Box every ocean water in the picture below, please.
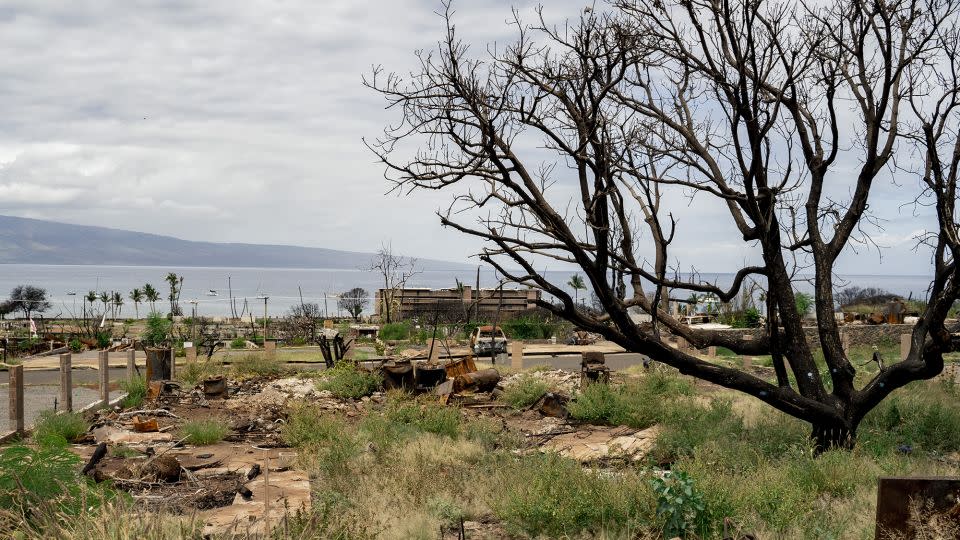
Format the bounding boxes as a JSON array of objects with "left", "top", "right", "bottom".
[{"left": 0, "top": 264, "right": 936, "bottom": 318}]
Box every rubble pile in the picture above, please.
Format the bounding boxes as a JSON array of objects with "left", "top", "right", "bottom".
[{"left": 500, "top": 369, "right": 582, "bottom": 394}]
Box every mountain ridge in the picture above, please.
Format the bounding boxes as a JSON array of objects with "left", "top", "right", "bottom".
[{"left": 0, "top": 215, "right": 469, "bottom": 270}]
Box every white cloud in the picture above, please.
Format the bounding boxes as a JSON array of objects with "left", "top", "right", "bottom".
[{"left": 0, "top": 0, "right": 939, "bottom": 278}]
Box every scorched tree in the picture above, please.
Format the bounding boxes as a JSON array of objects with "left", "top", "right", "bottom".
[{"left": 367, "top": 0, "right": 960, "bottom": 450}]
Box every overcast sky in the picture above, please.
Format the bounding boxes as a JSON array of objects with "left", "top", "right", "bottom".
[{"left": 0, "top": 1, "right": 935, "bottom": 277}]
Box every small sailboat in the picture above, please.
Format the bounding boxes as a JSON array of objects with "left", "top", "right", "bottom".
[{"left": 206, "top": 289, "right": 219, "bottom": 297}]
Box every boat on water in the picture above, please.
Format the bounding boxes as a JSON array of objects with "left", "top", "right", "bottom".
[{"left": 207, "top": 289, "right": 218, "bottom": 296}]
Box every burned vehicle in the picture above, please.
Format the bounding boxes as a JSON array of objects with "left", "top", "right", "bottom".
[{"left": 470, "top": 325, "right": 508, "bottom": 356}]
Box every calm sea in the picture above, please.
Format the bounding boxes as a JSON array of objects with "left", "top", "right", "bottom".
[{"left": 0, "top": 264, "right": 936, "bottom": 318}]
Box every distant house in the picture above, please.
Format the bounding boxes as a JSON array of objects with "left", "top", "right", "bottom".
[{"left": 375, "top": 286, "right": 540, "bottom": 321}]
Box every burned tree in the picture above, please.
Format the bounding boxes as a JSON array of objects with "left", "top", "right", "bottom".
[
  {"left": 368, "top": 243, "right": 420, "bottom": 323},
  {"left": 337, "top": 288, "right": 369, "bottom": 321},
  {"left": 368, "top": 0, "right": 960, "bottom": 449}
]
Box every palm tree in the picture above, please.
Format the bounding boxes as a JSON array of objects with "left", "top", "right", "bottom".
[
  {"left": 165, "top": 273, "right": 183, "bottom": 316},
  {"left": 112, "top": 291, "right": 124, "bottom": 319},
  {"left": 144, "top": 283, "right": 160, "bottom": 313},
  {"left": 129, "top": 288, "right": 143, "bottom": 319},
  {"left": 98, "top": 291, "right": 109, "bottom": 316},
  {"left": 568, "top": 274, "right": 586, "bottom": 305},
  {"left": 84, "top": 290, "right": 97, "bottom": 318}
]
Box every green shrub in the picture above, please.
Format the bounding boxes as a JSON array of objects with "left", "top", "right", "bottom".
[
  {"left": 501, "top": 373, "right": 548, "bottom": 409},
  {"left": 120, "top": 376, "right": 147, "bottom": 409},
  {"left": 94, "top": 332, "right": 111, "bottom": 349},
  {"left": 650, "top": 470, "right": 709, "bottom": 538},
  {"left": 32, "top": 411, "right": 89, "bottom": 445},
  {"left": 318, "top": 362, "right": 382, "bottom": 399},
  {"left": 68, "top": 338, "right": 83, "bottom": 353},
  {"left": 493, "top": 453, "right": 650, "bottom": 537},
  {"left": 180, "top": 419, "right": 229, "bottom": 445},
  {"left": 0, "top": 443, "right": 114, "bottom": 521},
  {"left": 380, "top": 321, "right": 412, "bottom": 341},
  {"left": 230, "top": 337, "right": 246, "bottom": 349},
  {"left": 569, "top": 370, "right": 694, "bottom": 429},
  {"left": 140, "top": 313, "right": 171, "bottom": 348}
]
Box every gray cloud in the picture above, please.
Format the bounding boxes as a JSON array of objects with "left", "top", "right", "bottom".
[{"left": 0, "top": 0, "right": 937, "bottom": 278}]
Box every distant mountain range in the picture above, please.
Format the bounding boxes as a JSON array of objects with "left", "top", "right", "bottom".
[{"left": 0, "top": 215, "right": 469, "bottom": 270}]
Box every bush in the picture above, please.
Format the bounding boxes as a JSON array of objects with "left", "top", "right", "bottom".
[
  {"left": 568, "top": 369, "right": 694, "bottom": 429},
  {"left": 493, "top": 453, "right": 650, "bottom": 537},
  {"left": 318, "top": 362, "right": 382, "bottom": 399},
  {"left": 0, "top": 443, "right": 114, "bottom": 522},
  {"left": 229, "top": 337, "right": 246, "bottom": 349},
  {"left": 140, "top": 313, "right": 171, "bottom": 348},
  {"left": 380, "top": 321, "right": 412, "bottom": 341},
  {"left": 180, "top": 419, "right": 229, "bottom": 445},
  {"left": 119, "top": 376, "right": 147, "bottom": 409},
  {"left": 500, "top": 317, "right": 558, "bottom": 340},
  {"left": 32, "top": 411, "right": 88, "bottom": 445},
  {"left": 650, "top": 470, "right": 709, "bottom": 538},
  {"left": 68, "top": 338, "right": 83, "bottom": 353},
  {"left": 501, "top": 373, "right": 548, "bottom": 409},
  {"left": 94, "top": 332, "right": 111, "bottom": 349}
]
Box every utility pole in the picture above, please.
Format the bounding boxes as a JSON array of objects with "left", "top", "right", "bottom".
[
  {"left": 189, "top": 299, "right": 198, "bottom": 342},
  {"left": 257, "top": 295, "right": 269, "bottom": 341}
]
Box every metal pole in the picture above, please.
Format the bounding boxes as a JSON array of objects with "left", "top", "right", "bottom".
[
  {"left": 59, "top": 353, "right": 73, "bottom": 412},
  {"left": 263, "top": 297, "right": 268, "bottom": 341}
]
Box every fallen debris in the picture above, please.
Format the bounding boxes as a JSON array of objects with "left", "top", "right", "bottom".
[{"left": 541, "top": 425, "right": 660, "bottom": 463}]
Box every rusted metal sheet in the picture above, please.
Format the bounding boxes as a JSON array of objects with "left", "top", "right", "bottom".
[
  {"left": 203, "top": 376, "right": 227, "bottom": 398},
  {"left": 875, "top": 476, "right": 960, "bottom": 539},
  {"left": 444, "top": 355, "right": 477, "bottom": 378}
]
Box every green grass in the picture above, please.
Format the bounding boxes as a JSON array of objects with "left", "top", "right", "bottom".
[
  {"left": 180, "top": 419, "right": 229, "bottom": 445},
  {"left": 317, "top": 361, "right": 382, "bottom": 399},
  {"left": 500, "top": 373, "right": 548, "bottom": 409},
  {"left": 568, "top": 368, "right": 694, "bottom": 429},
  {"left": 119, "top": 376, "right": 147, "bottom": 409},
  {"left": 32, "top": 411, "right": 89, "bottom": 445},
  {"left": 384, "top": 398, "right": 462, "bottom": 438},
  {"left": 493, "top": 452, "right": 652, "bottom": 537},
  {"left": 178, "top": 360, "right": 223, "bottom": 387},
  {"left": 230, "top": 353, "right": 289, "bottom": 378}
]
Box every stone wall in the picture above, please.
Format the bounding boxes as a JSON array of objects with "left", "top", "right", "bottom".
[{"left": 700, "top": 324, "right": 913, "bottom": 349}]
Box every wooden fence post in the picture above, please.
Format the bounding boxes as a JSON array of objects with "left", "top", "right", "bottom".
[
  {"left": 126, "top": 350, "right": 136, "bottom": 381},
  {"left": 511, "top": 341, "right": 524, "bottom": 370},
  {"left": 169, "top": 348, "right": 176, "bottom": 379},
  {"left": 59, "top": 353, "right": 73, "bottom": 412},
  {"left": 99, "top": 351, "right": 109, "bottom": 407},
  {"left": 900, "top": 334, "right": 911, "bottom": 362},
  {"left": 9, "top": 364, "right": 24, "bottom": 433}
]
